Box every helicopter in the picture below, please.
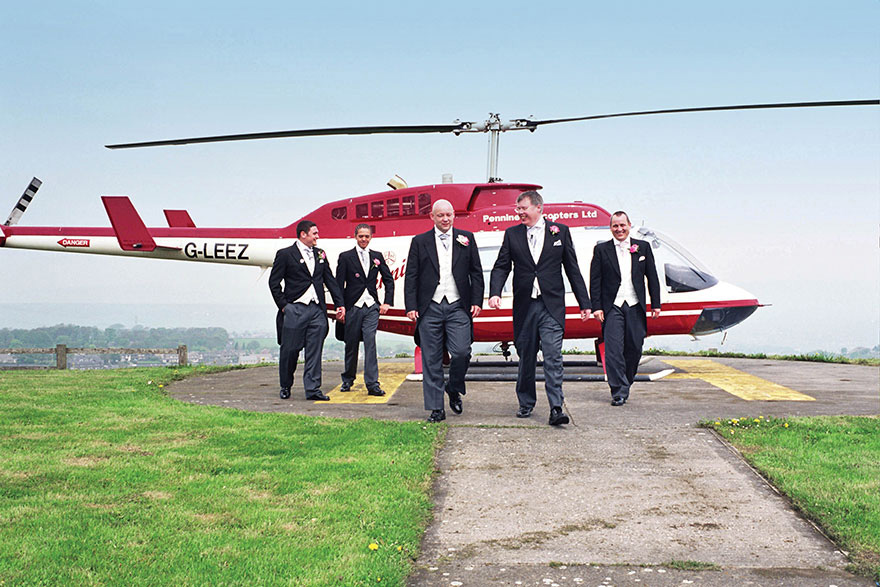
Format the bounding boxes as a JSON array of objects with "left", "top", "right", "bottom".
[{"left": 2, "top": 99, "right": 876, "bottom": 358}]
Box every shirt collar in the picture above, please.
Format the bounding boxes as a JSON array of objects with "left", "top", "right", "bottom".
[
  {"left": 435, "top": 227, "right": 452, "bottom": 239},
  {"left": 296, "top": 240, "right": 313, "bottom": 256},
  {"left": 529, "top": 217, "right": 546, "bottom": 233},
  {"left": 615, "top": 237, "right": 631, "bottom": 250},
  {"left": 356, "top": 245, "right": 370, "bottom": 255}
]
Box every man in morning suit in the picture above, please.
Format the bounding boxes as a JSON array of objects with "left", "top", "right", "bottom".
[
  {"left": 488, "top": 190, "right": 591, "bottom": 426},
  {"left": 269, "top": 219, "right": 345, "bottom": 401},
  {"left": 336, "top": 223, "right": 394, "bottom": 396},
  {"left": 589, "top": 211, "right": 661, "bottom": 406},
  {"left": 404, "top": 199, "right": 484, "bottom": 423}
]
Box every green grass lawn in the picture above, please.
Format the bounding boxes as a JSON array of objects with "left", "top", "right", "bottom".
[
  {"left": 0, "top": 367, "right": 443, "bottom": 586},
  {"left": 706, "top": 415, "right": 880, "bottom": 580}
]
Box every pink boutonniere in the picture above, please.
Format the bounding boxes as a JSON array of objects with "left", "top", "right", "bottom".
[
  {"left": 549, "top": 225, "right": 560, "bottom": 235},
  {"left": 456, "top": 235, "right": 469, "bottom": 246},
  {"left": 318, "top": 250, "right": 327, "bottom": 261},
  {"left": 629, "top": 244, "right": 639, "bottom": 254},
  {"left": 373, "top": 258, "right": 381, "bottom": 267}
]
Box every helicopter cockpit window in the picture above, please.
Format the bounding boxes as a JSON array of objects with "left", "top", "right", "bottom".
[
  {"left": 331, "top": 206, "right": 347, "bottom": 220},
  {"left": 418, "top": 193, "right": 432, "bottom": 215},
  {"left": 371, "top": 200, "right": 384, "bottom": 218},
  {"left": 401, "top": 195, "right": 415, "bottom": 216},
  {"left": 387, "top": 198, "right": 400, "bottom": 217},
  {"left": 355, "top": 203, "right": 369, "bottom": 219},
  {"left": 634, "top": 228, "right": 718, "bottom": 293}
]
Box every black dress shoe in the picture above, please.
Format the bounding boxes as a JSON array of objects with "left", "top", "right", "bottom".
[
  {"left": 307, "top": 391, "right": 331, "bottom": 401},
  {"left": 516, "top": 406, "right": 533, "bottom": 418},
  {"left": 445, "top": 381, "right": 465, "bottom": 397},
  {"left": 548, "top": 406, "right": 570, "bottom": 426},
  {"left": 279, "top": 387, "right": 291, "bottom": 400},
  {"left": 367, "top": 388, "right": 385, "bottom": 397},
  {"left": 340, "top": 382, "right": 353, "bottom": 392},
  {"left": 448, "top": 393, "right": 462, "bottom": 415},
  {"left": 611, "top": 397, "right": 625, "bottom": 406},
  {"left": 427, "top": 409, "right": 446, "bottom": 423}
]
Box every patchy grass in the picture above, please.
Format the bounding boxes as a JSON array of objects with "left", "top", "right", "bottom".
[
  {"left": 704, "top": 415, "right": 880, "bottom": 580},
  {"left": 645, "top": 348, "right": 879, "bottom": 366},
  {"left": 0, "top": 367, "right": 443, "bottom": 586},
  {"left": 662, "top": 559, "right": 721, "bottom": 571}
]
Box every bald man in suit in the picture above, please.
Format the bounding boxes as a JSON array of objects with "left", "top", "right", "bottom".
[{"left": 404, "top": 199, "right": 484, "bottom": 423}]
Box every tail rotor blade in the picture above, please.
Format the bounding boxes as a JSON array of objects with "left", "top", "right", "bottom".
[{"left": 5, "top": 177, "right": 42, "bottom": 226}]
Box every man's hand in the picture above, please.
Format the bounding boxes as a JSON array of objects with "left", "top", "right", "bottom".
[
  {"left": 651, "top": 308, "right": 661, "bottom": 319},
  {"left": 336, "top": 307, "right": 346, "bottom": 322},
  {"left": 488, "top": 296, "right": 502, "bottom": 309},
  {"left": 471, "top": 305, "right": 481, "bottom": 318},
  {"left": 580, "top": 309, "right": 591, "bottom": 322},
  {"left": 593, "top": 310, "right": 605, "bottom": 323},
  {"left": 379, "top": 303, "right": 390, "bottom": 315},
  {"left": 406, "top": 310, "right": 419, "bottom": 322}
]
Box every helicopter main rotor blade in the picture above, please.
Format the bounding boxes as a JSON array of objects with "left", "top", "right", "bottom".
[
  {"left": 106, "top": 123, "right": 467, "bottom": 149},
  {"left": 106, "top": 99, "right": 878, "bottom": 149},
  {"left": 526, "top": 99, "right": 880, "bottom": 128}
]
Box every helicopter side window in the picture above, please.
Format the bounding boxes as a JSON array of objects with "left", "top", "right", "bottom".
[
  {"left": 331, "top": 206, "right": 347, "bottom": 220},
  {"left": 418, "top": 193, "right": 432, "bottom": 215},
  {"left": 371, "top": 200, "right": 384, "bottom": 218},
  {"left": 401, "top": 195, "right": 415, "bottom": 216},
  {"left": 478, "top": 246, "right": 513, "bottom": 294},
  {"left": 387, "top": 198, "right": 399, "bottom": 217},
  {"left": 355, "top": 203, "right": 368, "bottom": 219}
]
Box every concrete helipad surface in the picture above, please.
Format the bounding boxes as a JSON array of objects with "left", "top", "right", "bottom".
[{"left": 169, "top": 356, "right": 879, "bottom": 586}]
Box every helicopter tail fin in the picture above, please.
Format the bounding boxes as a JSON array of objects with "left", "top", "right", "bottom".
[
  {"left": 163, "top": 209, "right": 196, "bottom": 227},
  {"left": 102, "top": 196, "right": 159, "bottom": 251},
  {"left": 4, "top": 177, "right": 42, "bottom": 227}
]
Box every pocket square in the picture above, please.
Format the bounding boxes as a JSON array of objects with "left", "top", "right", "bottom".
[
  {"left": 553, "top": 240, "right": 562, "bottom": 247},
  {"left": 638, "top": 256, "right": 646, "bottom": 261}
]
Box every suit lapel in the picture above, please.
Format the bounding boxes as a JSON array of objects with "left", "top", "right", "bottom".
[
  {"left": 605, "top": 241, "right": 621, "bottom": 279},
  {"left": 536, "top": 223, "right": 552, "bottom": 266},
  {"left": 291, "top": 245, "right": 310, "bottom": 276},
  {"left": 367, "top": 250, "right": 379, "bottom": 280},
  {"left": 425, "top": 231, "right": 440, "bottom": 272},
  {"left": 517, "top": 224, "right": 535, "bottom": 268},
  {"left": 629, "top": 240, "right": 642, "bottom": 281}
]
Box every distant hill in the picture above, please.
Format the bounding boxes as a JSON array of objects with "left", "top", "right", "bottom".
[{"left": 0, "top": 325, "right": 230, "bottom": 351}]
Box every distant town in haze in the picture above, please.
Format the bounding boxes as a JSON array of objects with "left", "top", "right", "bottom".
[{"left": 1, "top": 302, "right": 877, "bottom": 369}]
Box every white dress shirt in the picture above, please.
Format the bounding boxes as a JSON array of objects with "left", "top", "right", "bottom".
[
  {"left": 432, "top": 229, "right": 460, "bottom": 304},
  {"left": 293, "top": 240, "right": 320, "bottom": 305},
  {"left": 527, "top": 218, "right": 545, "bottom": 298},
  {"left": 613, "top": 237, "right": 639, "bottom": 307},
  {"left": 354, "top": 246, "right": 377, "bottom": 308}
]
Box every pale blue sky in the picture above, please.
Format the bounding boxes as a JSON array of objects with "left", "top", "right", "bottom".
[{"left": 1, "top": 1, "right": 878, "bottom": 352}]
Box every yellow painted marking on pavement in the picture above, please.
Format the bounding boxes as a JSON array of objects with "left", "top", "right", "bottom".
[
  {"left": 326, "top": 363, "right": 413, "bottom": 404},
  {"left": 664, "top": 359, "right": 815, "bottom": 401}
]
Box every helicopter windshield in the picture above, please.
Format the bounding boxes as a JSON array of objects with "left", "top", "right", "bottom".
[{"left": 633, "top": 227, "right": 718, "bottom": 293}]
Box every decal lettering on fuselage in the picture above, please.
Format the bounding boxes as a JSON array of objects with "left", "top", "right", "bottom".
[
  {"left": 58, "top": 238, "right": 90, "bottom": 248},
  {"left": 184, "top": 242, "right": 250, "bottom": 260}
]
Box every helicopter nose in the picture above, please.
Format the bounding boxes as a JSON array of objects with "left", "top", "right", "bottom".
[{"left": 690, "top": 305, "right": 759, "bottom": 336}]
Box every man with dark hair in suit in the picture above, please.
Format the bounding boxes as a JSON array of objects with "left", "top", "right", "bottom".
[
  {"left": 404, "top": 199, "right": 484, "bottom": 423},
  {"left": 489, "top": 190, "right": 591, "bottom": 426},
  {"left": 589, "top": 211, "right": 662, "bottom": 406},
  {"left": 269, "top": 219, "right": 344, "bottom": 401},
  {"left": 336, "top": 223, "right": 394, "bottom": 396}
]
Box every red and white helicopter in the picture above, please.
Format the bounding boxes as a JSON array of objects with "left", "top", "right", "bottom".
[{"left": 2, "top": 100, "right": 876, "bottom": 355}]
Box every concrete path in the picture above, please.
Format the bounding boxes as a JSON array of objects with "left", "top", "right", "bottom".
[{"left": 169, "top": 357, "right": 879, "bottom": 586}]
